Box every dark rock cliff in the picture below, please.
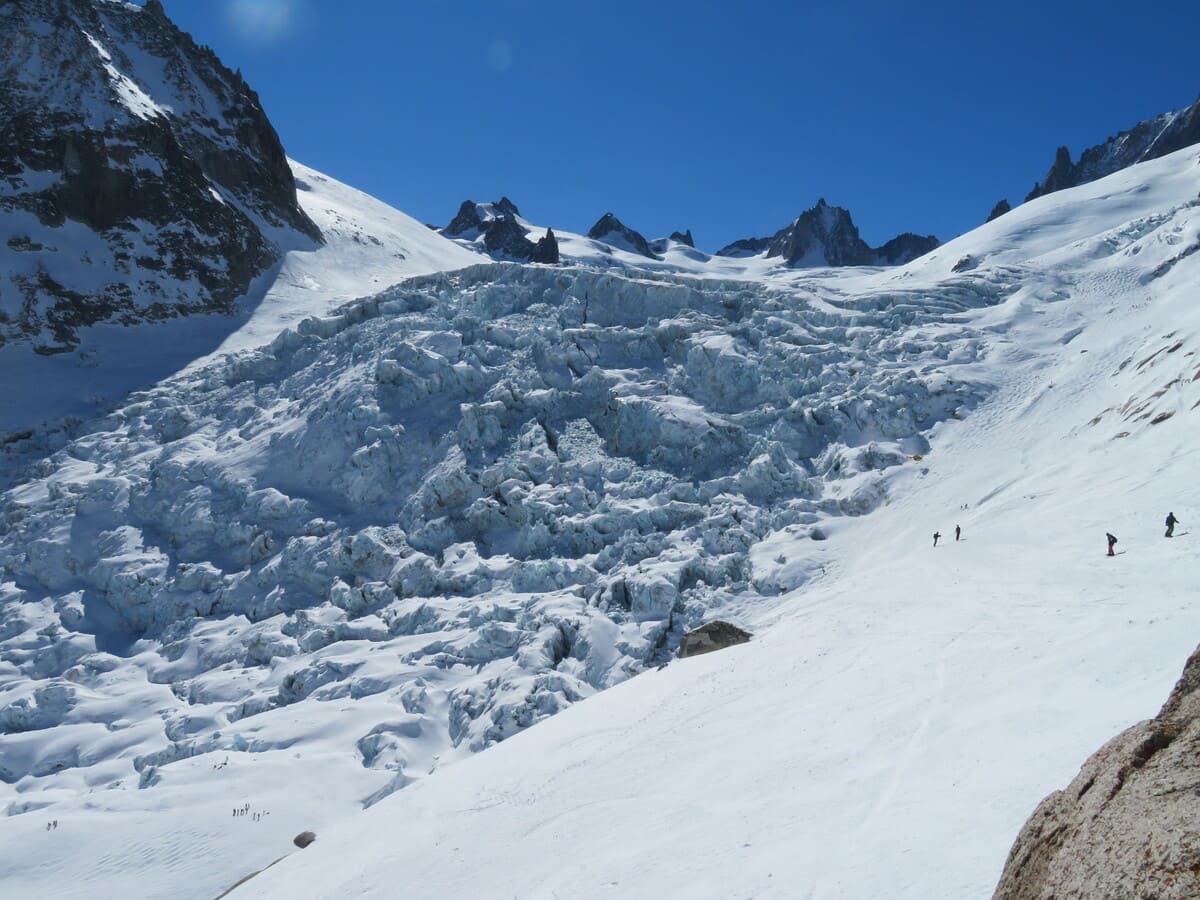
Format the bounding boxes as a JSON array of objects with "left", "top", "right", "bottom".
[
  {"left": 716, "top": 199, "right": 938, "bottom": 267},
  {"left": 0, "top": 0, "right": 321, "bottom": 351},
  {"left": 1025, "top": 97, "right": 1200, "bottom": 202}
]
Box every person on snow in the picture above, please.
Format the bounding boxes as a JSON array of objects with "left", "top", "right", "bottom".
[
  {"left": 1165, "top": 512, "right": 1180, "bottom": 538},
  {"left": 933, "top": 531, "right": 941, "bottom": 547},
  {"left": 1106, "top": 532, "right": 1118, "bottom": 556},
  {"left": 955, "top": 525, "right": 961, "bottom": 542}
]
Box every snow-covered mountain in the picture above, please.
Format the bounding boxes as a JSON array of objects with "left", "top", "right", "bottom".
[
  {"left": 0, "top": 0, "right": 322, "bottom": 353},
  {"left": 440, "top": 197, "right": 558, "bottom": 263},
  {"left": 716, "top": 197, "right": 940, "bottom": 266},
  {"left": 228, "top": 141, "right": 1200, "bottom": 900},
  {"left": 585, "top": 212, "right": 658, "bottom": 259},
  {"left": 2, "top": 135, "right": 1199, "bottom": 898},
  {"left": 1025, "top": 95, "right": 1200, "bottom": 202},
  {"left": 4, "top": 5, "right": 1200, "bottom": 899}
]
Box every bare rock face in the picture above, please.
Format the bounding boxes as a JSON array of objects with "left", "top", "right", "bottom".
[
  {"left": 716, "top": 199, "right": 937, "bottom": 267},
  {"left": 678, "top": 621, "right": 752, "bottom": 658},
  {"left": 993, "top": 644, "right": 1200, "bottom": 900},
  {"left": 0, "top": 0, "right": 320, "bottom": 352},
  {"left": 293, "top": 830, "right": 317, "bottom": 849},
  {"left": 1025, "top": 97, "right": 1200, "bottom": 203},
  {"left": 987, "top": 199, "right": 1012, "bottom": 222},
  {"left": 441, "top": 197, "right": 557, "bottom": 264},
  {"left": 586, "top": 212, "right": 658, "bottom": 259}
]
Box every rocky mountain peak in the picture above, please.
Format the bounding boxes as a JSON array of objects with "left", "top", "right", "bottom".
[
  {"left": 0, "top": 0, "right": 321, "bottom": 351},
  {"left": 586, "top": 212, "right": 658, "bottom": 259},
  {"left": 1025, "top": 97, "right": 1200, "bottom": 202},
  {"left": 669, "top": 229, "right": 695, "bottom": 247},
  {"left": 716, "top": 200, "right": 937, "bottom": 267},
  {"left": 440, "top": 197, "right": 558, "bottom": 264}
]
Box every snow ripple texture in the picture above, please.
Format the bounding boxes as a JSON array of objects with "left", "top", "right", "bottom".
[{"left": 0, "top": 263, "right": 1007, "bottom": 798}]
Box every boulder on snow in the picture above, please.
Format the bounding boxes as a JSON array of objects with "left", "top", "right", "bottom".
[
  {"left": 993, "top": 643, "right": 1200, "bottom": 899},
  {"left": 293, "top": 830, "right": 317, "bottom": 849},
  {"left": 678, "top": 621, "right": 752, "bottom": 658}
]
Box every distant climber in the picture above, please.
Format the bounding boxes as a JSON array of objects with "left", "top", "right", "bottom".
[
  {"left": 1106, "top": 532, "right": 1118, "bottom": 556},
  {"left": 1165, "top": 512, "right": 1180, "bottom": 538},
  {"left": 955, "top": 525, "right": 961, "bottom": 542},
  {"left": 933, "top": 531, "right": 941, "bottom": 547}
]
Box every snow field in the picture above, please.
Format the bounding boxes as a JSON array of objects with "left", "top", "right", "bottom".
[{"left": 0, "top": 145, "right": 1198, "bottom": 898}]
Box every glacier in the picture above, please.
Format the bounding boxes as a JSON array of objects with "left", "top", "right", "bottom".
[{"left": 1, "top": 140, "right": 1199, "bottom": 899}]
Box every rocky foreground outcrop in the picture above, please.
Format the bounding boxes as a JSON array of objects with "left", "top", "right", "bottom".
[
  {"left": 993, "top": 643, "right": 1200, "bottom": 899},
  {"left": 0, "top": 0, "right": 321, "bottom": 351}
]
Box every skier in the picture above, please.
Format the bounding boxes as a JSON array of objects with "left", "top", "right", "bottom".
[
  {"left": 1165, "top": 512, "right": 1180, "bottom": 538},
  {"left": 933, "top": 531, "right": 941, "bottom": 547},
  {"left": 955, "top": 525, "right": 961, "bottom": 542},
  {"left": 1106, "top": 532, "right": 1118, "bottom": 556}
]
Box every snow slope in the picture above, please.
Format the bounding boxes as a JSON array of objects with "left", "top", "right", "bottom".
[
  {"left": 1, "top": 145, "right": 1198, "bottom": 900},
  {"left": 235, "top": 146, "right": 1200, "bottom": 898},
  {"left": 0, "top": 159, "right": 475, "bottom": 441}
]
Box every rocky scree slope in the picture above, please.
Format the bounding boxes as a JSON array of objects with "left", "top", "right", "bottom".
[
  {"left": 0, "top": 0, "right": 320, "bottom": 352},
  {"left": 717, "top": 198, "right": 939, "bottom": 266},
  {"left": 0, "top": 261, "right": 1007, "bottom": 809},
  {"left": 994, "top": 643, "right": 1200, "bottom": 899}
]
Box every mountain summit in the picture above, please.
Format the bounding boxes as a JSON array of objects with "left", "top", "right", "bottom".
[
  {"left": 717, "top": 198, "right": 939, "bottom": 266},
  {"left": 1025, "top": 96, "right": 1200, "bottom": 202},
  {"left": 441, "top": 197, "right": 557, "bottom": 263},
  {"left": 0, "top": 0, "right": 321, "bottom": 351}
]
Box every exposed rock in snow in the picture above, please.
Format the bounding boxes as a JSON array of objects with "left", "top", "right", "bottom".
[
  {"left": 716, "top": 198, "right": 938, "bottom": 266},
  {"left": 677, "top": 620, "right": 751, "bottom": 658},
  {"left": 1025, "top": 97, "right": 1200, "bottom": 202},
  {"left": 987, "top": 199, "right": 1012, "bottom": 222},
  {"left": 993, "top": 643, "right": 1200, "bottom": 900},
  {"left": 669, "top": 229, "right": 695, "bottom": 248},
  {"left": 531, "top": 227, "right": 559, "bottom": 264},
  {"left": 293, "top": 831, "right": 316, "bottom": 849},
  {"left": 0, "top": 0, "right": 321, "bottom": 351},
  {"left": 587, "top": 212, "right": 658, "bottom": 259},
  {"left": 441, "top": 197, "right": 557, "bottom": 263}
]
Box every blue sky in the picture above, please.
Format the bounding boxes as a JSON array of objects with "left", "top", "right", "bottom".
[{"left": 160, "top": 0, "right": 1200, "bottom": 251}]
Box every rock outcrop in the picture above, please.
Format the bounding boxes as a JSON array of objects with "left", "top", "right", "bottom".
[
  {"left": 441, "top": 197, "right": 556, "bottom": 263},
  {"left": 586, "top": 212, "right": 658, "bottom": 259},
  {"left": 716, "top": 199, "right": 938, "bottom": 267},
  {"left": 293, "top": 831, "right": 317, "bottom": 849},
  {"left": 669, "top": 229, "right": 695, "bottom": 247},
  {"left": 0, "top": 0, "right": 321, "bottom": 350},
  {"left": 875, "top": 231, "right": 941, "bottom": 266},
  {"left": 987, "top": 199, "right": 1012, "bottom": 222},
  {"left": 715, "top": 236, "right": 772, "bottom": 258},
  {"left": 531, "top": 227, "right": 559, "bottom": 264},
  {"left": 1025, "top": 97, "right": 1200, "bottom": 202},
  {"left": 993, "top": 643, "right": 1200, "bottom": 899},
  {"left": 678, "top": 621, "right": 752, "bottom": 658}
]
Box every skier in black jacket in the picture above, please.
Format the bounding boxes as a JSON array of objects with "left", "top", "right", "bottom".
[
  {"left": 1106, "top": 532, "right": 1118, "bottom": 556},
  {"left": 1165, "top": 512, "right": 1180, "bottom": 538}
]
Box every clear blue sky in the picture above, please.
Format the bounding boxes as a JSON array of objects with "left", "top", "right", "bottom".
[{"left": 159, "top": 0, "right": 1199, "bottom": 251}]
